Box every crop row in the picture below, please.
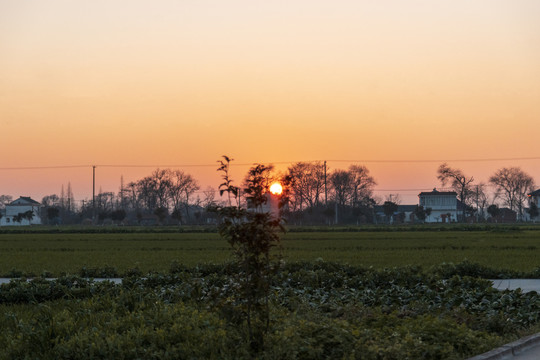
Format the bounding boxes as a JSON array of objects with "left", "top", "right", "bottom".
[
  {"left": 1, "top": 261, "right": 540, "bottom": 359},
  {"left": 1, "top": 223, "right": 539, "bottom": 234},
  {"left": 3, "top": 230, "right": 540, "bottom": 274}
]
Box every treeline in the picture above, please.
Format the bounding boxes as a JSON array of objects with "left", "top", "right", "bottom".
[
  {"left": 1, "top": 161, "right": 538, "bottom": 226},
  {"left": 31, "top": 162, "right": 380, "bottom": 225},
  {"left": 436, "top": 163, "right": 538, "bottom": 222},
  {"left": 41, "top": 169, "right": 207, "bottom": 225}
]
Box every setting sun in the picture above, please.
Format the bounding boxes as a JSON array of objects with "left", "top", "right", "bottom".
[{"left": 270, "top": 183, "right": 283, "bottom": 195}]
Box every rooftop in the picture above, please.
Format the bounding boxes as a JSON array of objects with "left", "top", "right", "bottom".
[
  {"left": 529, "top": 189, "right": 540, "bottom": 197},
  {"left": 418, "top": 188, "right": 457, "bottom": 196},
  {"left": 9, "top": 196, "right": 41, "bottom": 206}
]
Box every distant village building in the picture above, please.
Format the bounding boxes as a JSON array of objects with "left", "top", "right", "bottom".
[
  {"left": 374, "top": 204, "right": 417, "bottom": 224},
  {"left": 525, "top": 189, "right": 540, "bottom": 222},
  {"left": 247, "top": 193, "right": 280, "bottom": 218},
  {"left": 488, "top": 208, "right": 517, "bottom": 223},
  {"left": 396, "top": 205, "right": 417, "bottom": 223},
  {"left": 418, "top": 189, "right": 459, "bottom": 223},
  {"left": 0, "top": 196, "right": 43, "bottom": 226},
  {"left": 529, "top": 189, "right": 540, "bottom": 207}
]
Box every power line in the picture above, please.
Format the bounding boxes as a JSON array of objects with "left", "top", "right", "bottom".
[
  {"left": 97, "top": 164, "right": 217, "bottom": 168},
  {"left": 1, "top": 155, "right": 539, "bottom": 171},
  {"left": 96, "top": 161, "right": 316, "bottom": 168},
  {"left": 325, "top": 157, "right": 540, "bottom": 163},
  {"left": 375, "top": 188, "right": 433, "bottom": 192},
  {"left": 0, "top": 165, "right": 89, "bottom": 170}
]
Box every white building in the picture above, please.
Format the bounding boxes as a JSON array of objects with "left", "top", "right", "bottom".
[
  {"left": 0, "top": 196, "right": 42, "bottom": 226},
  {"left": 418, "top": 189, "right": 459, "bottom": 223},
  {"left": 527, "top": 189, "right": 540, "bottom": 222},
  {"left": 247, "top": 193, "right": 281, "bottom": 218},
  {"left": 529, "top": 189, "right": 540, "bottom": 207}
]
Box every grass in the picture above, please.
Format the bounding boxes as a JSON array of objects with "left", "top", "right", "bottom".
[
  {"left": 1, "top": 229, "right": 540, "bottom": 276},
  {"left": 281, "top": 230, "right": 540, "bottom": 271}
]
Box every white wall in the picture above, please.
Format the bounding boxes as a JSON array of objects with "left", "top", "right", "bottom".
[{"left": 0, "top": 204, "right": 42, "bottom": 226}]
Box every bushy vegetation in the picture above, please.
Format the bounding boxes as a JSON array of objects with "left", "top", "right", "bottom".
[
  {"left": 2, "top": 224, "right": 540, "bottom": 358},
  {"left": 5, "top": 261, "right": 540, "bottom": 359}
]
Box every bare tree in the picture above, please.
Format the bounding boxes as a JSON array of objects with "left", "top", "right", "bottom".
[
  {"left": 95, "top": 191, "right": 115, "bottom": 214},
  {"left": 437, "top": 163, "right": 474, "bottom": 221},
  {"left": 287, "top": 162, "right": 325, "bottom": 210},
  {"left": 489, "top": 167, "right": 535, "bottom": 221},
  {"left": 133, "top": 176, "right": 160, "bottom": 212},
  {"left": 122, "top": 168, "right": 200, "bottom": 223},
  {"left": 0, "top": 196, "right": 8, "bottom": 221},
  {"left": 385, "top": 193, "right": 401, "bottom": 205},
  {"left": 202, "top": 186, "right": 217, "bottom": 208},
  {"left": 151, "top": 169, "right": 172, "bottom": 209},
  {"left": 349, "top": 165, "right": 376, "bottom": 207},
  {"left": 41, "top": 194, "right": 60, "bottom": 207},
  {"left": 180, "top": 173, "right": 200, "bottom": 222},
  {"left": 127, "top": 181, "right": 141, "bottom": 212},
  {"left": 0, "top": 195, "right": 12, "bottom": 209},
  {"left": 66, "top": 182, "right": 74, "bottom": 212},
  {"left": 60, "top": 184, "right": 65, "bottom": 210},
  {"left": 118, "top": 175, "right": 131, "bottom": 210},
  {"left": 329, "top": 169, "right": 353, "bottom": 207},
  {"left": 167, "top": 169, "right": 195, "bottom": 211},
  {"left": 470, "top": 183, "right": 490, "bottom": 221}
]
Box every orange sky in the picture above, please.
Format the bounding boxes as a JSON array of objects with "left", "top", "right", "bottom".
[{"left": 1, "top": 0, "right": 540, "bottom": 204}]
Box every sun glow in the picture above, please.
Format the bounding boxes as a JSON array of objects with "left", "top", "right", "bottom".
[{"left": 270, "top": 182, "right": 283, "bottom": 195}]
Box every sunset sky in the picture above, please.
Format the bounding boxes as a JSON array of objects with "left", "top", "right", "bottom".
[{"left": 1, "top": 0, "right": 540, "bottom": 204}]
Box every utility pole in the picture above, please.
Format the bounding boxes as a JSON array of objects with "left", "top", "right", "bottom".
[
  {"left": 92, "top": 165, "right": 96, "bottom": 222},
  {"left": 476, "top": 185, "right": 479, "bottom": 223},
  {"left": 120, "top": 175, "right": 125, "bottom": 209},
  {"left": 324, "top": 160, "right": 327, "bottom": 206}
]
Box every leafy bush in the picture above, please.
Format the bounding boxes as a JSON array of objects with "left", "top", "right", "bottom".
[
  {"left": 432, "top": 260, "right": 525, "bottom": 279},
  {"left": 79, "top": 265, "right": 119, "bottom": 278},
  {"left": 2, "top": 261, "right": 540, "bottom": 359}
]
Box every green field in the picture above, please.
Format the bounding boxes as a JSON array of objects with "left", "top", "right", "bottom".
[
  {"left": 3, "top": 228, "right": 540, "bottom": 359},
  {"left": 1, "top": 229, "right": 540, "bottom": 276}
]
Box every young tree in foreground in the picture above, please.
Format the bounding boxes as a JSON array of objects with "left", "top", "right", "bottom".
[
  {"left": 218, "top": 155, "right": 240, "bottom": 207},
  {"left": 215, "top": 156, "right": 287, "bottom": 354}
]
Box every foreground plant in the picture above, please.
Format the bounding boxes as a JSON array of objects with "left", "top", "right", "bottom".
[{"left": 215, "top": 156, "right": 287, "bottom": 353}]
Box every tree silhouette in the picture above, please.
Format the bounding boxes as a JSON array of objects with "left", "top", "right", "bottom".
[
  {"left": 487, "top": 204, "right": 500, "bottom": 222},
  {"left": 489, "top": 167, "right": 535, "bottom": 221},
  {"left": 437, "top": 163, "right": 474, "bottom": 222},
  {"left": 383, "top": 201, "right": 398, "bottom": 224}
]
